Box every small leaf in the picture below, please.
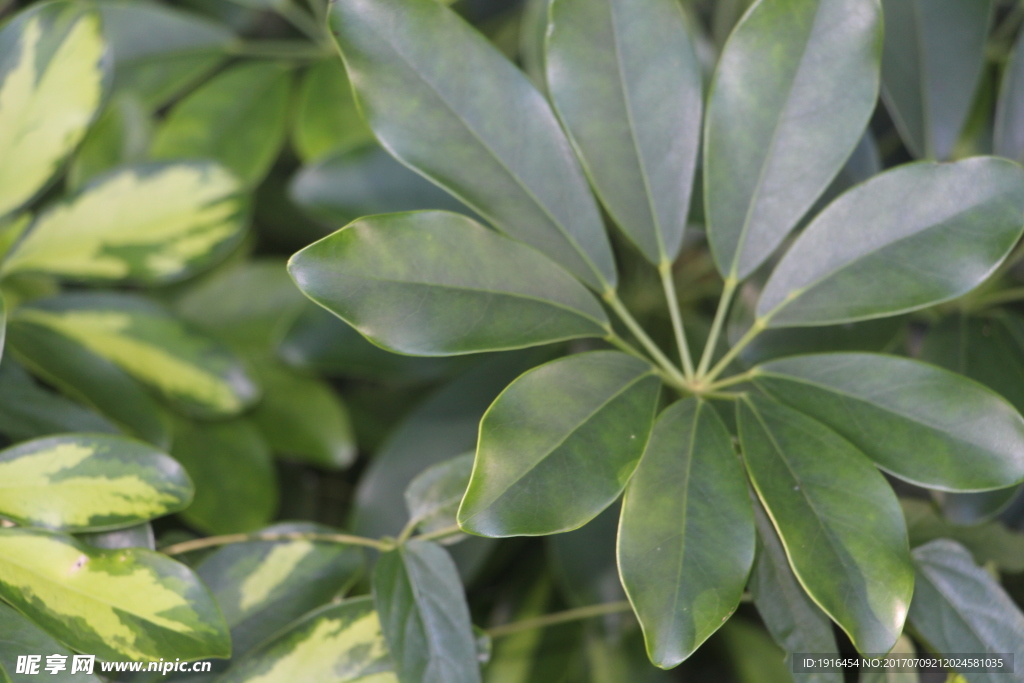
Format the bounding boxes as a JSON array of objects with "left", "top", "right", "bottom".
[
  {"left": 1, "top": 162, "right": 248, "bottom": 285},
  {"left": 0, "top": 527, "right": 230, "bottom": 661},
  {"left": 12, "top": 293, "right": 259, "bottom": 418},
  {"left": 329, "top": 0, "right": 615, "bottom": 289},
  {"left": 151, "top": 62, "right": 292, "bottom": 187},
  {"left": 737, "top": 395, "right": 913, "bottom": 654},
  {"left": 459, "top": 351, "right": 660, "bottom": 537},
  {"left": 0, "top": 3, "right": 108, "bottom": 218},
  {"left": 996, "top": 27, "right": 1024, "bottom": 162},
  {"left": 292, "top": 59, "right": 373, "bottom": 162},
  {"left": 405, "top": 453, "right": 474, "bottom": 541},
  {"left": 902, "top": 498, "right": 1024, "bottom": 574},
  {"left": 79, "top": 523, "right": 155, "bottom": 552},
  {"left": 703, "top": 0, "right": 882, "bottom": 279},
  {"left": 373, "top": 540, "right": 481, "bottom": 683},
  {"left": 197, "top": 522, "right": 363, "bottom": 655},
  {"left": 758, "top": 158, "right": 1024, "bottom": 326},
  {"left": 546, "top": 0, "right": 701, "bottom": 264},
  {"left": 618, "top": 399, "right": 754, "bottom": 667},
  {"left": 0, "top": 434, "right": 191, "bottom": 532},
  {"left": 289, "top": 211, "right": 609, "bottom": 356},
  {"left": 217, "top": 597, "right": 395, "bottom": 683},
  {"left": 0, "top": 602, "right": 102, "bottom": 683},
  {"left": 752, "top": 353, "right": 1024, "bottom": 491},
  {"left": 908, "top": 539, "right": 1024, "bottom": 681}
]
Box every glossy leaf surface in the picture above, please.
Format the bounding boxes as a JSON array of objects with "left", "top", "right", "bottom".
[
  {"left": 329, "top": 0, "right": 615, "bottom": 289},
  {"left": 289, "top": 211, "right": 609, "bottom": 356},
  {"left": 618, "top": 399, "right": 754, "bottom": 668},
  {"left": 459, "top": 351, "right": 660, "bottom": 537}
]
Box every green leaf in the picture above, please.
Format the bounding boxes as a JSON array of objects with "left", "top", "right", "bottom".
[
  {"left": 751, "top": 353, "right": 1024, "bottom": 491},
  {"left": 901, "top": 498, "right": 1024, "bottom": 573},
  {"left": 459, "top": 351, "right": 660, "bottom": 537},
  {"left": 68, "top": 94, "right": 152, "bottom": 190},
  {"left": 405, "top": 453, "right": 474, "bottom": 542},
  {"left": 908, "top": 539, "right": 1024, "bottom": 681},
  {"left": 0, "top": 293, "right": 5, "bottom": 362},
  {"left": 171, "top": 418, "right": 277, "bottom": 535},
  {"left": 757, "top": 158, "right": 1024, "bottom": 326},
  {"left": 329, "top": 0, "right": 615, "bottom": 290},
  {"left": 857, "top": 635, "right": 919, "bottom": 683},
  {"left": 251, "top": 359, "right": 356, "bottom": 470},
  {"left": 373, "top": 540, "right": 481, "bottom": 683},
  {"left": 151, "top": 62, "right": 292, "bottom": 187},
  {"left": 750, "top": 499, "right": 841, "bottom": 683},
  {"left": 1, "top": 162, "right": 248, "bottom": 285},
  {"left": 0, "top": 434, "right": 191, "bottom": 532},
  {"left": 545, "top": 0, "right": 701, "bottom": 265},
  {"left": 79, "top": 523, "right": 155, "bottom": 551},
  {"left": 292, "top": 59, "right": 374, "bottom": 163},
  {"left": 737, "top": 395, "right": 913, "bottom": 653},
  {"left": 880, "top": 0, "right": 993, "bottom": 160},
  {"left": 0, "top": 527, "right": 230, "bottom": 661},
  {"left": 289, "top": 211, "right": 609, "bottom": 356},
  {"left": 718, "top": 618, "right": 791, "bottom": 683},
  {"left": 0, "top": 3, "right": 108, "bottom": 219},
  {"left": 547, "top": 503, "right": 625, "bottom": 609},
  {"left": 996, "top": 27, "right": 1024, "bottom": 162},
  {"left": 217, "top": 597, "right": 395, "bottom": 683},
  {"left": 618, "top": 399, "right": 754, "bottom": 668},
  {"left": 6, "top": 320, "right": 171, "bottom": 447},
  {"left": 13, "top": 293, "right": 260, "bottom": 418},
  {"left": 703, "top": 0, "right": 882, "bottom": 279},
  {"left": 197, "top": 522, "right": 363, "bottom": 655},
  {"left": 0, "top": 602, "right": 102, "bottom": 683}
]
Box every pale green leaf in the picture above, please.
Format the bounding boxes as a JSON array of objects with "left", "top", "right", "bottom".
[
  {"left": 404, "top": 453, "right": 474, "bottom": 542},
  {"left": 292, "top": 59, "right": 373, "bottom": 163}
]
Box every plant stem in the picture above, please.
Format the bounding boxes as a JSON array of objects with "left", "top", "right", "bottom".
[
  {"left": 225, "top": 40, "right": 333, "bottom": 60},
  {"left": 706, "top": 369, "right": 756, "bottom": 392},
  {"left": 486, "top": 601, "right": 633, "bottom": 639},
  {"left": 415, "top": 524, "right": 464, "bottom": 544},
  {"left": 277, "top": 0, "right": 327, "bottom": 44},
  {"left": 702, "top": 318, "right": 766, "bottom": 385},
  {"left": 160, "top": 531, "right": 387, "bottom": 555},
  {"left": 603, "top": 291, "right": 688, "bottom": 389},
  {"left": 696, "top": 278, "right": 737, "bottom": 378},
  {"left": 659, "top": 261, "right": 695, "bottom": 378},
  {"left": 963, "top": 286, "right": 1024, "bottom": 311}
]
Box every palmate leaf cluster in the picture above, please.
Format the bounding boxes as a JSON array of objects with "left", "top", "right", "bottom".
[{"left": 1, "top": 0, "right": 1024, "bottom": 682}]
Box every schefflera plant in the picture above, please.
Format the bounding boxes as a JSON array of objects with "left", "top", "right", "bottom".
[{"left": 290, "top": 0, "right": 1024, "bottom": 671}]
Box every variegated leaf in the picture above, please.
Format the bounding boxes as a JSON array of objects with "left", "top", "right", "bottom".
[
  {"left": 1, "top": 162, "right": 247, "bottom": 284},
  {"left": 0, "top": 528, "right": 230, "bottom": 662},
  {"left": 0, "top": 434, "right": 191, "bottom": 532},
  {"left": 0, "top": 3, "right": 108, "bottom": 218},
  {"left": 11, "top": 293, "right": 259, "bottom": 418},
  {"left": 0, "top": 602, "right": 102, "bottom": 683}
]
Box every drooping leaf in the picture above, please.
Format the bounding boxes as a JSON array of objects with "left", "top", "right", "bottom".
[
  {"left": 0, "top": 434, "right": 191, "bottom": 532},
  {"left": 880, "top": 0, "right": 993, "bottom": 159},
  {"left": 996, "top": 27, "right": 1024, "bottom": 162},
  {"left": 750, "top": 499, "right": 841, "bottom": 683},
  {"left": 373, "top": 540, "right": 481, "bottom": 683},
  {"left": 292, "top": 59, "right": 374, "bottom": 163},
  {"left": 459, "top": 351, "right": 660, "bottom": 537},
  {"left": 0, "top": 527, "right": 230, "bottom": 661},
  {"left": 196, "top": 522, "right": 363, "bottom": 655},
  {"left": 703, "top": 0, "right": 882, "bottom": 279},
  {"left": 751, "top": 353, "right": 1024, "bottom": 491},
  {"left": 1, "top": 162, "right": 247, "bottom": 285},
  {"left": 901, "top": 498, "right": 1024, "bottom": 573},
  {"left": 329, "top": 0, "right": 616, "bottom": 290},
  {"left": 908, "top": 540, "right": 1024, "bottom": 682},
  {"left": 289, "top": 211, "right": 609, "bottom": 356},
  {"left": 12, "top": 293, "right": 260, "bottom": 418},
  {"left": 737, "top": 395, "right": 913, "bottom": 654},
  {"left": 151, "top": 62, "right": 292, "bottom": 187},
  {"left": 405, "top": 453, "right": 474, "bottom": 542},
  {"left": 68, "top": 93, "right": 152, "bottom": 190},
  {"left": 79, "top": 523, "right": 155, "bottom": 551},
  {"left": 217, "top": 597, "right": 396, "bottom": 683},
  {"left": 546, "top": 0, "right": 701, "bottom": 265},
  {"left": 618, "top": 399, "right": 754, "bottom": 668},
  {"left": 0, "top": 3, "right": 108, "bottom": 218},
  {"left": 757, "top": 158, "right": 1024, "bottom": 326},
  {"left": 171, "top": 418, "right": 277, "bottom": 535},
  {"left": 0, "top": 602, "right": 102, "bottom": 683}
]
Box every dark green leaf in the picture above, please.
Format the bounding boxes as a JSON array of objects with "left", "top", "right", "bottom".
[
  {"left": 996, "top": 27, "right": 1024, "bottom": 162},
  {"left": 547, "top": 503, "right": 624, "bottom": 609},
  {"left": 0, "top": 602, "right": 102, "bottom": 683},
  {"left": 79, "top": 523, "right": 155, "bottom": 551},
  {"left": 68, "top": 94, "right": 152, "bottom": 190},
  {"left": 752, "top": 353, "right": 1024, "bottom": 491},
  {"left": 374, "top": 539, "right": 481, "bottom": 683},
  {"left": 0, "top": 527, "right": 230, "bottom": 661},
  {"left": 291, "top": 59, "right": 374, "bottom": 163},
  {"left": 405, "top": 453, "right": 474, "bottom": 542},
  {"left": 718, "top": 618, "right": 791, "bottom": 683},
  {"left": 459, "top": 351, "right": 660, "bottom": 537},
  {"left": 737, "top": 395, "right": 913, "bottom": 653},
  {"left": 902, "top": 498, "right": 1024, "bottom": 573},
  {"left": 618, "top": 399, "right": 754, "bottom": 667},
  {"left": 757, "top": 158, "right": 1024, "bottom": 326},
  {"left": 908, "top": 540, "right": 1024, "bottom": 682},
  {"left": 703, "top": 0, "right": 882, "bottom": 279},
  {"left": 546, "top": 0, "right": 701, "bottom": 264},
  {"left": 329, "top": 0, "right": 615, "bottom": 289},
  {"left": 151, "top": 62, "right": 292, "bottom": 187},
  {"left": 289, "top": 211, "right": 609, "bottom": 356},
  {"left": 932, "top": 487, "right": 1021, "bottom": 526},
  {"left": 880, "top": 0, "right": 993, "bottom": 159},
  {"left": 196, "top": 522, "right": 363, "bottom": 655}
]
